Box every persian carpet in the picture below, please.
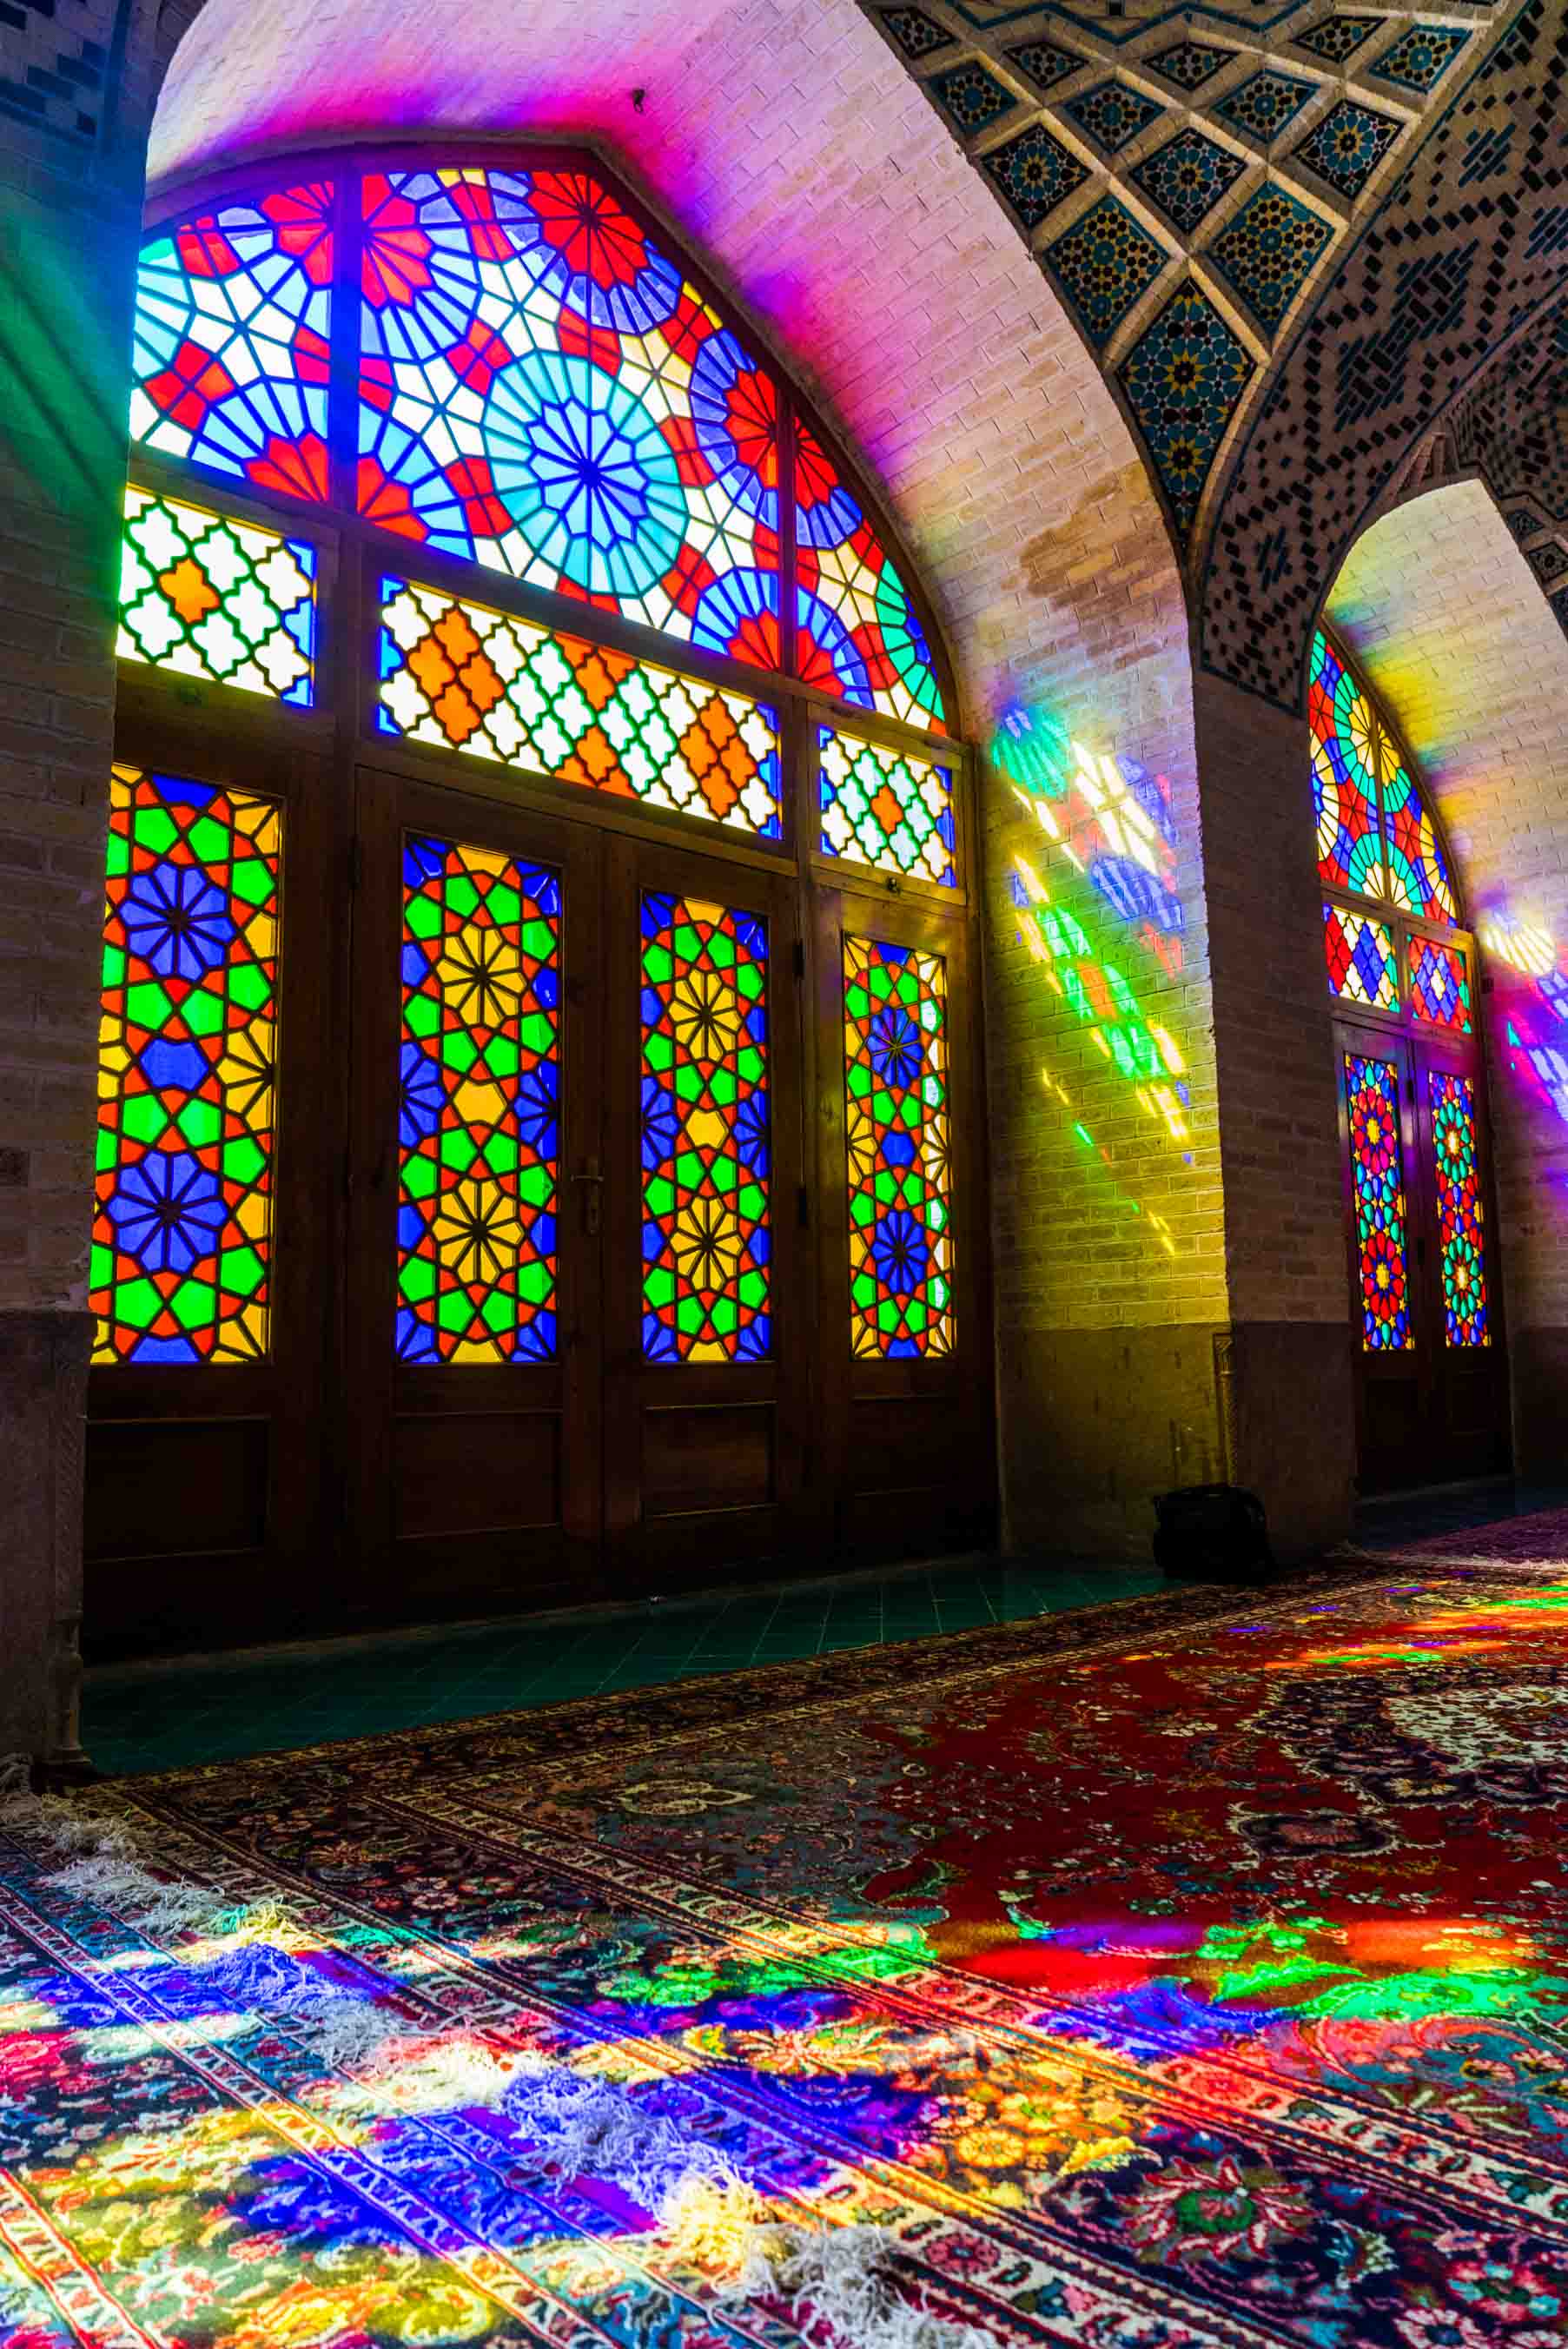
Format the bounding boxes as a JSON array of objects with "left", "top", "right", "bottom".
[
  {"left": 3, "top": 1563, "right": 1568, "bottom": 2349},
  {"left": 1378, "top": 1505, "right": 1568, "bottom": 1567}
]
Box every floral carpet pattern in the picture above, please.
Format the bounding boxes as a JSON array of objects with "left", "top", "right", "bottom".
[{"left": 3, "top": 1564, "right": 1568, "bottom": 2347}]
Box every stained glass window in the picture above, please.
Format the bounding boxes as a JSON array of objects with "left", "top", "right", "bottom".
[
  {"left": 819, "top": 725, "right": 956, "bottom": 886},
  {"left": 92, "top": 766, "right": 280, "bottom": 1363},
  {"left": 1409, "top": 936, "right": 1472, "bottom": 1032},
  {"left": 379, "top": 578, "right": 783, "bottom": 839},
  {"left": 119, "top": 485, "right": 318, "bottom": 706},
  {"left": 1381, "top": 764, "right": 1458, "bottom": 927},
  {"left": 1428, "top": 1070, "right": 1489, "bottom": 1347},
  {"left": 398, "top": 836, "right": 559, "bottom": 1362},
  {"left": 1345, "top": 1052, "right": 1413, "bottom": 1352},
  {"left": 844, "top": 936, "right": 953, "bottom": 1359},
  {"left": 1324, "top": 903, "right": 1395, "bottom": 1009},
  {"left": 640, "top": 895, "right": 770, "bottom": 1361},
  {"left": 358, "top": 166, "right": 781, "bottom": 658},
  {"left": 1309, "top": 630, "right": 1384, "bottom": 897},
  {"left": 130, "top": 183, "right": 334, "bottom": 504},
  {"left": 794, "top": 418, "right": 946, "bottom": 732}
]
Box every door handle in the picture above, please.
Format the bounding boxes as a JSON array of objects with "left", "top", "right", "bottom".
[{"left": 571, "top": 1158, "right": 604, "bottom": 1237}]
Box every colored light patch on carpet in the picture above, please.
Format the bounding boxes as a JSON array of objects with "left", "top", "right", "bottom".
[{"left": 6, "top": 1564, "right": 1568, "bottom": 2345}]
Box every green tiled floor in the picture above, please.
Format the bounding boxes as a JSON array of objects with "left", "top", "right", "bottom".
[{"left": 83, "top": 1560, "right": 1164, "bottom": 1778}]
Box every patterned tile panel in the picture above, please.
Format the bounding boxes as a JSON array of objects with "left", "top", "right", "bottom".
[
  {"left": 1294, "top": 15, "right": 1380, "bottom": 67},
  {"left": 1209, "top": 183, "right": 1333, "bottom": 337},
  {"left": 1048, "top": 195, "right": 1168, "bottom": 348},
  {"left": 1128, "top": 128, "right": 1247, "bottom": 236},
  {"left": 1005, "top": 37, "right": 1082, "bottom": 91},
  {"left": 1062, "top": 79, "right": 1167, "bottom": 155},
  {"left": 1119, "top": 279, "right": 1254, "bottom": 534},
  {"left": 878, "top": 4, "right": 952, "bottom": 58},
  {"left": 0, "top": 0, "right": 115, "bottom": 144},
  {"left": 981, "top": 122, "right": 1090, "bottom": 229},
  {"left": 1376, "top": 24, "right": 1472, "bottom": 93},
  {"left": 1146, "top": 39, "right": 1230, "bottom": 91},
  {"left": 930, "top": 57, "right": 1018, "bottom": 133},
  {"left": 1213, "top": 69, "right": 1317, "bottom": 144},
  {"left": 1293, "top": 98, "right": 1403, "bottom": 195}
]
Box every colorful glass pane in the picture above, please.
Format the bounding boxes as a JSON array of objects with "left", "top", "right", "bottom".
[
  {"left": 1345, "top": 1052, "right": 1413, "bottom": 1352},
  {"left": 819, "top": 725, "right": 956, "bottom": 886},
  {"left": 1382, "top": 764, "right": 1458, "bottom": 926},
  {"left": 119, "top": 485, "right": 317, "bottom": 706},
  {"left": 379, "top": 578, "right": 783, "bottom": 839},
  {"left": 1324, "top": 903, "right": 1395, "bottom": 1009},
  {"left": 397, "top": 836, "right": 559, "bottom": 1362},
  {"left": 92, "top": 766, "right": 280, "bottom": 1363},
  {"left": 1409, "top": 936, "right": 1472, "bottom": 1032},
  {"left": 1308, "top": 631, "right": 1383, "bottom": 897},
  {"left": 1429, "top": 1070, "right": 1489, "bottom": 1347},
  {"left": 130, "top": 184, "right": 334, "bottom": 504},
  {"left": 794, "top": 418, "right": 946, "bottom": 732},
  {"left": 358, "top": 166, "right": 781, "bottom": 659},
  {"left": 640, "top": 895, "right": 770, "bottom": 1362},
  {"left": 844, "top": 936, "right": 953, "bottom": 1359}
]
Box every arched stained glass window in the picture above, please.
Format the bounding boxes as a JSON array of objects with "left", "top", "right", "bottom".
[
  {"left": 128, "top": 153, "right": 948, "bottom": 735},
  {"left": 1308, "top": 628, "right": 1454, "bottom": 927}
]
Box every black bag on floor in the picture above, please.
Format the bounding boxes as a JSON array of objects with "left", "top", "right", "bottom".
[{"left": 1152, "top": 1484, "right": 1273, "bottom": 1582}]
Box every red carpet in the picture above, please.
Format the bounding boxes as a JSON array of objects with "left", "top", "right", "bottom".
[{"left": 3, "top": 1562, "right": 1566, "bottom": 2346}]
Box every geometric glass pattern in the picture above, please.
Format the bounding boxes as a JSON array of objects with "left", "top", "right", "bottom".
[
  {"left": 1214, "top": 70, "right": 1316, "bottom": 144},
  {"left": 1377, "top": 24, "right": 1471, "bottom": 92},
  {"left": 981, "top": 122, "right": 1089, "bottom": 233},
  {"left": 1409, "top": 936, "right": 1472, "bottom": 1033},
  {"left": 358, "top": 165, "right": 781, "bottom": 660},
  {"left": 1428, "top": 1069, "right": 1489, "bottom": 1347},
  {"left": 378, "top": 577, "right": 784, "bottom": 841},
  {"left": 794, "top": 419, "right": 946, "bottom": 732},
  {"left": 844, "top": 935, "right": 953, "bottom": 1359},
  {"left": 1346, "top": 1052, "right": 1413, "bottom": 1352},
  {"left": 1293, "top": 101, "right": 1402, "bottom": 198},
  {"left": 1128, "top": 129, "right": 1247, "bottom": 237},
  {"left": 119, "top": 484, "right": 317, "bottom": 707},
  {"left": 396, "top": 835, "right": 559, "bottom": 1363},
  {"left": 640, "top": 894, "right": 771, "bottom": 1363},
  {"left": 1047, "top": 196, "right": 1167, "bottom": 350},
  {"left": 1325, "top": 903, "right": 1396, "bottom": 1009},
  {"left": 91, "top": 766, "right": 280, "bottom": 1363},
  {"left": 1062, "top": 82, "right": 1166, "bottom": 157},
  {"left": 130, "top": 183, "right": 334, "bottom": 504},
  {"left": 1309, "top": 629, "right": 1386, "bottom": 896},
  {"left": 1209, "top": 185, "right": 1333, "bottom": 337},
  {"left": 819, "top": 725, "right": 956, "bottom": 887},
  {"left": 1381, "top": 763, "right": 1458, "bottom": 926}
]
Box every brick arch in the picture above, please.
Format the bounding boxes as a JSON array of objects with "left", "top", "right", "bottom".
[
  {"left": 140, "top": 0, "right": 1189, "bottom": 747},
  {"left": 1326, "top": 472, "right": 1568, "bottom": 1466}
]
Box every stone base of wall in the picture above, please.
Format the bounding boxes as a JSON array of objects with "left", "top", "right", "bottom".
[
  {"left": 0, "top": 1308, "right": 92, "bottom": 1767},
  {"left": 997, "top": 1318, "right": 1355, "bottom": 1564},
  {"left": 1510, "top": 1327, "right": 1568, "bottom": 1481}
]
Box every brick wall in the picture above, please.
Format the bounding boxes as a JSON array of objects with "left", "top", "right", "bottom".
[{"left": 1329, "top": 478, "right": 1568, "bottom": 1464}]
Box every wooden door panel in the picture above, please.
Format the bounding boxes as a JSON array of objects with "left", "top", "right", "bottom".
[{"left": 347, "top": 772, "right": 605, "bottom": 1623}]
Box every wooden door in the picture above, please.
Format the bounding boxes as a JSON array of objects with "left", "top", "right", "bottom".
[
  {"left": 600, "top": 834, "right": 811, "bottom": 1590},
  {"left": 84, "top": 724, "right": 342, "bottom": 1657},
  {"left": 346, "top": 770, "right": 605, "bottom": 1622},
  {"left": 811, "top": 883, "right": 993, "bottom": 1557}
]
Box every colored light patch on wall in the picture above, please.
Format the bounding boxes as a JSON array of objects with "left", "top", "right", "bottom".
[
  {"left": 819, "top": 725, "right": 956, "bottom": 887},
  {"left": 1429, "top": 1070, "right": 1489, "bottom": 1348},
  {"left": 1308, "top": 632, "right": 1384, "bottom": 896},
  {"left": 1409, "top": 936, "right": 1472, "bottom": 1032},
  {"left": 130, "top": 183, "right": 334, "bottom": 505},
  {"left": 640, "top": 894, "right": 771, "bottom": 1361},
  {"left": 397, "top": 835, "right": 559, "bottom": 1362},
  {"left": 119, "top": 485, "right": 317, "bottom": 706},
  {"left": 357, "top": 166, "right": 781, "bottom": 663},
  {"left": 1382, "top": 765, "right": 1458, "bottom": 927},
  {"left": 794, "top": 418, "right": 945, "bottom": 732},
  {"left": 92, "top": 766, "right": 280, "bottom": 1363},
  {"left": 1345, "top": 1052, "right": 1413, "bottom": 1351},
  {"left": 844, "top": 936, "right": 953, "bottom": 1360},
  {"left": 1324, "top": 903, "right": 1395, "bottom": 1009},
  {"left": 379, "top": 577, "right": 782, "bottom": 839}
]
